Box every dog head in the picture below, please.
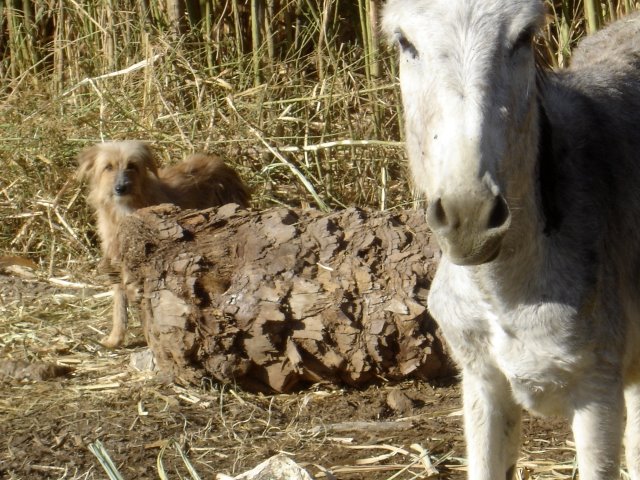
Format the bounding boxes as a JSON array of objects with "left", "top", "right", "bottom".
[{"left": 77, "top": 141, "right": 158, "bottom": 213}]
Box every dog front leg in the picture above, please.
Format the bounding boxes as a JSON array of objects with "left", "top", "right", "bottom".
[
  {"left": 101, "top": 282, "right": 128, "bottom": 348},
  {"left": 571, "top": 378, "right": 624, "bottom": 480},
  {"left": 462, "top": 367, "right": 522, "bottom": 480}
]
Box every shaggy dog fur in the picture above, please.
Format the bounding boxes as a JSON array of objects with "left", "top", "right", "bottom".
[{"left": 77, "top": 140, "right": 250, "bottom": 347}]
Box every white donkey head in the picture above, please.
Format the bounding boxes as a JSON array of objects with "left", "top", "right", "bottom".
[{"left": 383, "top": 0, "right": 545, "bottom": 265}]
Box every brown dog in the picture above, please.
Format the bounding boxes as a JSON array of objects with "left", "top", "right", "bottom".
[{"left": 77, "top": 140, "right": 250, "bottom": 348}]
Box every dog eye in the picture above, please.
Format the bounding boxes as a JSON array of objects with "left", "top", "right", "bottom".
[
  {"left": 396, "top": 31, "right": 419, "bottom": 60},
  {"left": 126, "top": 163, "right": 138, "bottom": 172},
  {"left": 104, "top": 164, "right": 113, "bottom": 172}
]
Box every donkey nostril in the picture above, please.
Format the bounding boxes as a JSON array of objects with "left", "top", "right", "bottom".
[
  {"left": 427, "top": 197, "right": 463, "bottom": 231},
  {"left": 487, "top": 195, "right": 510, "bottom": 230},
  {"left": 429, "top": 197, "right": 449, "bottom": 228}
]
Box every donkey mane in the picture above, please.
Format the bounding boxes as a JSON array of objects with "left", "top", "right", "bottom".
[{"left": 535, "top": 98, "right": 562, "bottom": 235}]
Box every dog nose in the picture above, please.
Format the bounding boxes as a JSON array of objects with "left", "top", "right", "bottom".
[
  {"left": 114, "top": 181, "right": 131, "bottom": 196},
  {"left": 113, "top": 170, "right": 133, "bottom": 196}
]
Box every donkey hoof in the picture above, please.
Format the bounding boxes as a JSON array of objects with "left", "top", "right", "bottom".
[{"left": 100, "top": 334, "right": 124, "bottom": 349}]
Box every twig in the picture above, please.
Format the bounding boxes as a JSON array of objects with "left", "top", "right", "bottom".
[
  {"left": 226, "top": 95, "right": 329, "bottom": 212},
  {"left": 62, "top": 54, "right": 163, "bottom": 97},
  {"left": 278, "top": 139, "right": 404, "bottom": 153},
  {"left": 309, "top": 420, "right": 413, "bottom": 435}
]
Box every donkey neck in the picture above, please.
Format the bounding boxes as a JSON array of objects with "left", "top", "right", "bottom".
[{"left": 467, "top": 96, "right": 557, "bottom": 304}]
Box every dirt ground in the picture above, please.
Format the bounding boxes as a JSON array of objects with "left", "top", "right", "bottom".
[{"left": 0, "top": 273, "right": 577, "bottom": 480}]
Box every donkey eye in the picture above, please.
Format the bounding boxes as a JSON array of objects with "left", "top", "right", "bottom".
[{"left": 396, "top": 31, "right": 419, "bottom": 60}]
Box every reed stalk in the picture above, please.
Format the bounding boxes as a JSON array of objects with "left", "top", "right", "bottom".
[
  {"left": 251, "top": 0, "right": 264, "bottom": 86},
  {"left": 167, "top": 0, "right": 186, "bottom": 35},
  {"left": 583, "top": 0, "right": 600, "bottom": 34},
  {"left": 293, "top": 0, "right": 303, "bottom": 53},
  {"left": 367, "top": 0, "right": 380, "bottom": 79},
  {"left": 231, "top": 0, "right": 243, "bottom": 60},
  {"left": 607, "top": 0, "right": 618, "bottom": 20},
  {"left": 625, "top": 0, "right": 634, "bottom": 14},
  {"left": 316, "top": 0, "right": 332, "bottom": 82},
  {"left": 265, "top": 0, "right": 275, "bottom": 71}
]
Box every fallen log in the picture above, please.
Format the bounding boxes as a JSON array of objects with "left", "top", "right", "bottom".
[{"left": 118, "top": 204, "right": 452, "bottom": 393}]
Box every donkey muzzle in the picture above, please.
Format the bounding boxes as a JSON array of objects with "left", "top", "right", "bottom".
[{"left": 426, "top": 192, "right": 511, "bottom": 265}]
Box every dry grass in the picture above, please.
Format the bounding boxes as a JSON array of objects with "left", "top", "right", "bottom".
[{"left": 1, "top": 1, "right": 638, "bottom": 479}]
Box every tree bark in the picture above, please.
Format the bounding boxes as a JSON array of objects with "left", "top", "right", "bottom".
[{"left": 118, "top": 204, "right": 452, "bottom": 393}]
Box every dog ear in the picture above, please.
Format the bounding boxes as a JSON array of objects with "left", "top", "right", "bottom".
[
  {"left": 138, "top": 142, "right": 159, "bottom": 175},
  {"left": 76, "top": 144, "right": 100, "bottom": 181}
]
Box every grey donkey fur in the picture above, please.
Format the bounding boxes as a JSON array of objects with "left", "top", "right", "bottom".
[{"left": 382, "top": 1, "right": 640, "bottom": 479}]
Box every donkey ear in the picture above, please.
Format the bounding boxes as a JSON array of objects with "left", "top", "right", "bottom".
[
  {"left": 137, "top": 142, "right": 159, "bottom": 175},
  {"left": 76, "top": 144, "right": 100, "bottom": 181}
]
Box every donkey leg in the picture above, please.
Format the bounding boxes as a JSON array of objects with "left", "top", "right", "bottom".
[
  {"left": 571, "top": 378, "right": 624, "bottom": 480},
  {"left": 101, "top": 282, "right": 128, "bottom": 348},
  {"left": 625, "top": 382, "right": 640, "bottom": 479},
  {"left": 462, "top": 368, "right": 522, "bottom": 480}
]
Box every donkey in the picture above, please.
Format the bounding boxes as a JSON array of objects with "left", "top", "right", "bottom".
[{"left": 382, "top": 1, "right": 640, "bottom": 479}]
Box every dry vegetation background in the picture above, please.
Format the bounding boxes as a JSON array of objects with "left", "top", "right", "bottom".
[
  {"left": 1, "top": 0, "right": 639, "bottom": 271},
  {"left": 0, "top": 1, "right": 638, "bottom": 479}
]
